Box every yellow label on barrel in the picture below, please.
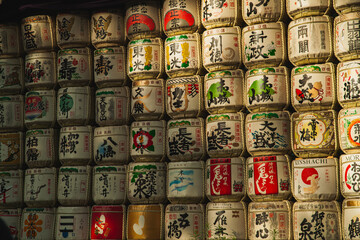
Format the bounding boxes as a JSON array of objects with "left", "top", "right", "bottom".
[
  {"left": 127, "top": 38, "right": 163, "bottom": 81},
  {"left": 292, "top": 110, "right": 338, "bottom": 158},
  {"left": 165, "top": 33, "right": 202, "bottom": 78},
  {"left": 127, "top": 204, "right": 163, "bottom": 240}
]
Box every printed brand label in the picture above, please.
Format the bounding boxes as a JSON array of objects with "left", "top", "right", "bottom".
[
  {"left": 57, "top": 13, "right": 89, "bottom": 45},
  {"left": 202, "top": 0, "right": 237, "bottom": 26},
  {"left": 25, "top": 53, "right": 55, "bottom": 86},
  {"left": 293, "top": 111, "right": 336, "bottom": 154},
  {"left": 165, "top": 34, "right": 199, "bottom": 75},
  {"left": 341, "top": 154, "right": 360, "bottom": 197},
  {"left": 0, "top": 170, "right": 22, "bottom": 205},
  {"left": 128, "top": 39, "right": 161, "bottom": 78},
  {"left": 94, "top": 47, "right": 126, "bottom": 83},
  {"left": 342, "top": 113, "right": 360, "bottom": 147},
  {"left": 292, "top": 64, "right": 334, "bottom": 110},
  {"left": 0, "top": 58, "right": 22, "bottom": 90},
  {"left": 203, "top": 27, "right": 240, "bottom": 69},
  {"left": 24, "top": 169, "right": 56, "bottom": 203},
  {"left": 246, "top": 112, "right": 290, "bottom": 153},
  {"left": 335, "top": 13, "right": 360, "bottom": 59},
  {"left": 0, "top": 96, "right": 23, "bottom": 129},
  {"left": 343, "top": 200, "right": 360, "bottom": 239},
  {"left": 93, "top": 166, "right": 126, "bottom": 204},
  {"left": 288, "top": 17, "right": 331, "bottom": 63},
  {"left": 247, "top": 156, "right": 290, "bottom": 198},
  {"left": 206, "top": 70, "right": 243, "bottom": 111},
  {"left": 0, "top": 25, "right": 20, "bottom": 56},
  {"left": 131, "top": 122, "right": 165, "bottom": 159},
  {"left": 25, "top": 91, "right": 55, "bottom": 123},
  {"left": 293, "top": 202, "right": 340, "bottom": 240},
  {"left": 207, "top": 202, "right": 246, "bottom": 240},
  {"left": 206, "top": 114, "right": 243, "bottom": 157},
  {"left": 96, "top": 88, "right": 129, "bottom": 126},
  {"left": 168, "top": 162, "right": 203, "bottom": 199},
  {"left": 58, "top": 167, "right": 89, "bottom": 203},
  {"left": 128, "top": 163, "right": 166, "bottom": 203},
  {"left": 243, "top": 23, "right": 284, "bottom": 67},
  {"left": 166, "top": 76, "right": 201, "bottom": 117},
  {"left": 131, "top": 80, "right": 163, "bottom": 118},
  {"left": 288, "top": 0, "right": 329, "bottom": 16},
  {"left": 91, "top": 205, "right": 124, "bottom": 240},
  {"left": 167, "top": 119, "right": 204, "bottom": 161},
  {"left": 243, "top": 0, "right": 281, "bottom": 24},
  {"left": 338, "top": 60, "right": 360, "bottom": 106},
  {"left": 210, "top": 160, "right": 231, "bottom": 195},
  {"left": 0, "top": 209, "right": 21, "bottom": 239},
  {"left": 127, "top": 205, "right": 162, "bottom": 240},
  {"left": 206, "top": 158, "right": 245, "bottom": 198},
  {"left": 163, "top": 0, "right": 198, "bottom": 33},
  {"left": 246, "top": 67, "right": 287, "bottom": 110},
  {"left": 165, "top": 204, "right": 203, "bottom": 240},
  {"left": 56, "top": 210, "right": 89, "bottom": 240},
  {"left": 91, "top": 12, "right": 124, "bottom": 45},
  {"left": 59, "top": 127, "right": 91, "bottom": 161},
  {"left": 57, "top": 88, "right": 88, "bottom": 122},
  {"left": 125, "top": 2, "right": 160, "bottom": 38},
  {"left": 22, "top": 16, "right": 54, "bottom": 52},
  {"left": 248, "top": 202, "right": 290, "bottom": 240},
  {"left": 25, "top": 129, "right": 54, "bottom": 166},
  {"left": 339, "top": 109, "right": 360, "bottom": 152},
  {"left": 255, "top": 157, "right": 278, "bottom": 195},
  {"left": 57, "top": 49, "right": 91, "bottom": 83},
  {"left": 0, "top": 132, "right": 22, "bottom": 168},
  {"left": 22, "top": 208, "right": 55, "bottom": 239},
  {"left": 293, "top": 158, "right": 337, "bottom": 201},
  {"left": 93, "top": 129, "right": 128, "bottom": 164}
]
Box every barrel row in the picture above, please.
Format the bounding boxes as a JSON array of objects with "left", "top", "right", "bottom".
[{"left": 4, "top": 199, "right": 360, "bottom": 239}]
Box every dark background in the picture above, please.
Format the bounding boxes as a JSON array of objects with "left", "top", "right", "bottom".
[{"left": 0, "top": 0, "right": 133, "bottom": 22}]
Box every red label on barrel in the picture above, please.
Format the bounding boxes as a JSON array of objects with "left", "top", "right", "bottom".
[
  {"left": 253, "top": 156, "right": 278, "bottom": 195},
  {"left": 25, "top": 95, "right": 44, "bottom": 120},
  {"left": 126, "top": 14, "right": 156, "bottom": 34},
  {"left": 210, "top": 158, "right": 231, "bottom": 195},
  {"left": 91, "top": 206, "right": 124, "bottom": 239},
  {"left": 164, "top": 9, "right": 195, "bottom": 30}
]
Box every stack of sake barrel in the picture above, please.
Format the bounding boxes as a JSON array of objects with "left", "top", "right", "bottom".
[
  {"left": 335, "top": 1, "right": 360, "bottom": 239},
  {"left": 0, "top": 21, "right": 25, "bottom": 240},
  {"left": 55, "top": 12, "right": 94, "bottom": 240},
  {"left": 161, "top": 1, "right": 206, "bottom": 239},
  {"left": 22, "top": 15, "right": 59, "bottom": 240},
  {"left": 125, "top": 2, "right": 166, "bottom": 239},
  {"left": 90, "top": 9, "right": 129, "bottom": 240},
  {"left": 287, "top": 1, "right": 343, "bottom": 239},
  {"left": 242, "top": 1, "right": 293, "bottom": 239},
  {"left": 201, "top": 1, "right": 248, "bottom": 239}
]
